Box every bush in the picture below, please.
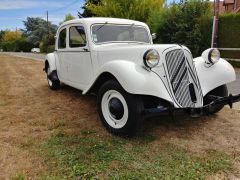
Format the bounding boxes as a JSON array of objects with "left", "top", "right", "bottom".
[
  {"left": 1, "top": 38, "right": 34, "bottom": 52},
  {"left": 219, "top": 13, "right": 240, "bottom": 49},
  {"left": 218, "top": 13, "right": 240, "bottom": 59},
  {"left": 148, "top": 0, "right": 212, "bottom": 57}
]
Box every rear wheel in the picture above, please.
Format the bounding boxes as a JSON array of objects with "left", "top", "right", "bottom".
[
  {"left": 46, "top": 66, "right": 60, "bottom": 90},
  {"left": 97, "top": 80, "right": 144, "bottom": 136},
  {"left": 204, "top": 85, "right": 228, "bottom": 114}
]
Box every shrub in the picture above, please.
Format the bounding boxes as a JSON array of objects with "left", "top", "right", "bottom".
[
  {"left": 218, "top": 13, "right": 240, "bottom": 59},
  {"left": 219, "top": 13, "right": 240, "bottom": 49},
  {"left": 1, "top": 38, "right": 34, "bottom": 52}
]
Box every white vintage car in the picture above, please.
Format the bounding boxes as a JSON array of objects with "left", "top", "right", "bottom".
[{"left": 44, "top": 18, "right": 240, "bottom": 136}]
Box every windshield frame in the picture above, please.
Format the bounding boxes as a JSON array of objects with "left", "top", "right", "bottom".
[{"left": 90, "top": 23, "right": 152, "bottom": 45}]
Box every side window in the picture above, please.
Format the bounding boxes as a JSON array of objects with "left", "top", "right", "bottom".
[
  {"left": 58, "top": 28, "right": 66, "bottom": 49},
  {"left": 69, "top": 26, "right": 86, "bottom": 48}
]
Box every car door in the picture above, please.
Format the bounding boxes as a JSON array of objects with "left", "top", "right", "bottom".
[
  {"left": 65, "top": 25, "right": 93, "bottom": 88},
  {"left": 55, "top": 27, "right": 68, "bottom": 82}
]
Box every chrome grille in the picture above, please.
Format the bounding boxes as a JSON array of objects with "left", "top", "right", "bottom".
[{"left": 165, "top": 49, "right": 195, "bottom": 107}]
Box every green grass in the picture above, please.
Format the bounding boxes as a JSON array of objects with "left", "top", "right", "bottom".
[
  {"left": 11, "top": 173, "right": 26, "bottom": 180},
  {"left": 40, "top": 130, "right": 233, "bottom": 179}
]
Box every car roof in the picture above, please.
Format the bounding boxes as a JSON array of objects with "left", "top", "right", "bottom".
[{"left": 60, "top": 17, "right": 148, "bottom": 28}]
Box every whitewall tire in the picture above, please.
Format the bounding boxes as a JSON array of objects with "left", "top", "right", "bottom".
[{"left": 97, "top": 80, "right": 144, "bottom": 136}]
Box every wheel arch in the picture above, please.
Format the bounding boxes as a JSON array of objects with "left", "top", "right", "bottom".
[
  {"left": 86, "top": 72, "right": 118, "bottom": 94},
  {"left": 194, "top": 57, "right": 236, "bottom": 96},
  {"left": 45, "top": 53, "right": 57, "bottom": 73}
]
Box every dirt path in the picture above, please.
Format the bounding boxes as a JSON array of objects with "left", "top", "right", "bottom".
[{"left": 0, "top": 54, "right": 240, "bottom": 179}]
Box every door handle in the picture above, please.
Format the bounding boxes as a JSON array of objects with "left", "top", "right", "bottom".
[{"left": 83, "top": 48, "right": 89, "bottom": 52}]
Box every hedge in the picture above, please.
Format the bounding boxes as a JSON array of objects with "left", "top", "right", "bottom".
[
  {"left": 1, "top": 38, "right": 34, "bottom": 52},
  {"left": 218, "top": 13, "right": 240, "bottom": 59}
]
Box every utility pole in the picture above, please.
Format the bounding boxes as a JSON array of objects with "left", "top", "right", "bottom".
[
  {"left": 16, "top": 27, "right": 18, "bottom": 39},
  {"left": 46, "top": 10, "right": 49, "bottom": 51},
  {"left": 211, "top": 0, "right": 220, "bottom": 48}
]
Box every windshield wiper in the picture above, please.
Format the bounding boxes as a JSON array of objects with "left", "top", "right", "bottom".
[
  {"left": 94, "top": 21, "right": 108, "bottom": 33},
  {"left": 128, "top": 23, "right": 135, "bottom": 30}
]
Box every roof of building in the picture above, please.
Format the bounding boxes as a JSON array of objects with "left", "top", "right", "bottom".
[{"left": 223, "top": 0, "right": 234, "bottom": 5}]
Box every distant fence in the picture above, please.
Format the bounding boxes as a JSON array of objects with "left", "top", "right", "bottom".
[{"left": 218, "top": 48, "right": 240, "bottom": 62}]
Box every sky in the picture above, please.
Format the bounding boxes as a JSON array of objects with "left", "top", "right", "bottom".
[{"left": 0, "top": 0, "right": 85, "bottom": 30}]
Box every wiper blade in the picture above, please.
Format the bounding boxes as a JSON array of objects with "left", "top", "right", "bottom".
[
  {"left": 127, "top": 23, "right": 135, "bottom": 30},
  {"left": 94, "top": 21, "right": 108, "bottom": 33}
]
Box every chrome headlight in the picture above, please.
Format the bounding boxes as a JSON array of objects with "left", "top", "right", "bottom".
[
  {"left": 202, "top": 48, "right": 220, "bottom": 67},
  {"left": 143, "top": 49, "right": 160, "bottom": 68}
]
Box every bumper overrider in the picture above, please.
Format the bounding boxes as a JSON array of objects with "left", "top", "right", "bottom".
[{"left": 143, "top": 93, "right": 240, "bottom": 119}]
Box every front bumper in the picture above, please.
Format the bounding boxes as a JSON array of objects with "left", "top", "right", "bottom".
[{"left": 143, "top": 93, "right": 240, "bottom": 119}]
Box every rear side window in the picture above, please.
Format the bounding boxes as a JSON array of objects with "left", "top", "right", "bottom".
[
  {"left": 69, "top": 26, "right": 86, "bottom": 48},
  {"left": 58, "top": 28, "right": 66, "bottom": 49}
]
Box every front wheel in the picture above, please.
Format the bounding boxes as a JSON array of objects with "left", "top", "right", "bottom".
[
  {"left": 204, "top": 85, "right": 228, "bottom": 114},
  {"left": 97, "top": 80, "right": 144, "bottom": 136}
]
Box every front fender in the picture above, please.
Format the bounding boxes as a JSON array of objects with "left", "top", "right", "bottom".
[
  {"left": 45, "top": 53, "right": 57, "bottom": 72},
  {"left": 83, "top": 60, "right": 173, "bottom": 103},
  {"left": 194, "top": 57, "right": 236, "bottom": 96}
]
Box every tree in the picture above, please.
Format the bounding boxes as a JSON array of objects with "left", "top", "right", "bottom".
[
  {"left": 0, "top": 30, "right": 6, "bottom": 48},
  {"left": 22, "top": 17, "right": 57, "bottom": 47},
  {"left": 2, "top": 30, "right": 22, "bottom": 42},
  {"left": 0, "top": 30, "right": 5, "bottom": 42},
  {"left": 151, "top": 0, "right": 212, "bottom": 57},
  {"left": 64, "top": 13, "right": 75, "bottom": 22},
  {"left": 78, "top": 0, "right": 101, "bottom": 17},
  {"left": 84, "top": 0, "right": 164, "bottom": 22}
]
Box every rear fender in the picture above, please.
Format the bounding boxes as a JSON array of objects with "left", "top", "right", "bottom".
[{"left": 45, "top": 53, "right": 57, "bottom": 72}]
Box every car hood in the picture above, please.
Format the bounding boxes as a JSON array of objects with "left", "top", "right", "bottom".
[{"left": 93, "top": 43, "right": 180, "bottom": 66}]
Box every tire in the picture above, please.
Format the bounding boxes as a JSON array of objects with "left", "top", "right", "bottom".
[
  {"left": 46, "top": 66, "right": 60, "bottom": 90},
  {"left": 203, "top": 85, "right": 228, "bottom": 114},
  {"left": 97, "top": 80, "right": 144, "bottom": 136}
]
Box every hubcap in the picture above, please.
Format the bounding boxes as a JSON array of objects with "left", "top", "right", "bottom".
[
  {"left": 101, "top": 90, "right": 128, "bottom": 129},
  {"left": 109, "top": 97, "right": 124, "bottom": 120}
]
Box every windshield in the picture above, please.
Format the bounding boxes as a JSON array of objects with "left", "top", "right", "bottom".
[{"left": 91, "top": 24, "right": 151, "bottom": 44}]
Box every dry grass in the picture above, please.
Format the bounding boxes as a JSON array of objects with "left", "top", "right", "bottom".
[{"left": 0, "top": 54, "right": 239, "bottom": 179}]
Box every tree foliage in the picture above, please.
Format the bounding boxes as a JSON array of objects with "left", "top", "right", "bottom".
[
  {"left": 0, "top": 30, "right": 5, "bottom": 42},
  {"left": 85, "top": 0, "right": 164, "bottom": 22},
  {"left": 78, "top": 0, "right": 101, "bottom": 17},
  {"left": 64, "top": 13, "right": 75, "bottom": 22},
  {"left": 22, "top": 17, "right": 57, "bottom": 47},
  {"left": 40, "top": 34, "right": 55, "bottom": 53},
  {"left": 2, "top": 30, "right": 22, "bottom": 42},
  {"left": 151, "top": 0, "right": 212, "bottom": 57}
]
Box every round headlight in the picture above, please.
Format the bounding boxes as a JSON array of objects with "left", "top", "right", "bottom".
[
  {"left": 202, "top": 48, "right": 220, "bottom": 67},
  {"left": 209, "top": 48, "right": 220, "bottom": 64},
  {"left": 143, "top": 49, "right": 160, "bottom": 68}
]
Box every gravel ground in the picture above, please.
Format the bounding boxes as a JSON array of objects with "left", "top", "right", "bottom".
[{"left": 0, "top": 52, "right": 46, "bottom": 61}]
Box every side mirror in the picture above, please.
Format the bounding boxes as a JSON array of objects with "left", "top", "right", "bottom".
[{"left": 152, "top": 33, "right": 157, "bottom": 40}]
